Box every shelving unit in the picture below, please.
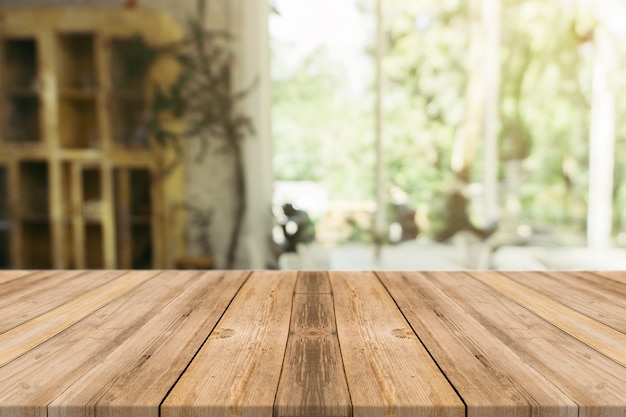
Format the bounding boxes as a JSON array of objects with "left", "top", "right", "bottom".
[
  {"left": 0, "top": 165, "right": 10, "bottom": 268},
  {"left": 2, "top": 37, "right": 40, "bottom": 144},
  {"left": 0, "top": 8, "right": 186, "bottom": 269}
]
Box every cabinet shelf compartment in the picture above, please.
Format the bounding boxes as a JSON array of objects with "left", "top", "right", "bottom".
[
  {"left": 57, "top": 33, "right": 97, "bottom": 90},
  {"left": 59, "top": 97, "right": 98, "bottom": 148},
  {"left": 85, "top": 223, "right": 103, "bottom": 268},
  {"left": 0, "top": 229, "right": 10, "bottom": 268},
  {"left": 21, "top": 221, "right": 52, "bottom": 268},
  {"left": 111, "top": 96, "right": 149, "bottom": 148},
  {"left": 3, "top": 38, "right": 38, "bottom": 91},
  {"left": 19, "top": 161, "right": 49, "bottom": 217},
  {"left": 3, "top": 95, "right": 40, "bottom": 143},
  {"left": 82, "top": 168, "right": 102, "bottom": 219},
  {"left": 130, "top": 223, "right": 152, "bottom": 268},
  {"left": 129, "top": 169, "right": 152, "bottom": 218},
  {"left": 0, "top": 166, "right": 8, "bottom": 218},
  {"left": 114, "top": 167, "right": 153, "bottom": 268},
  {"left": 110, "top": 37, "right": 149, "bottom": 92},
  {"left": 0, "top": 165, "right": 9, "bottom": 267}
]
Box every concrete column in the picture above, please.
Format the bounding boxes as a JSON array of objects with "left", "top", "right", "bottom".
[
  {"left": 232, "top": 0, "right": 273, "bottom": 268},
  {"left": 482, "top": 0, "right": 501, "bottom": 225},
  {"left": 587, "top": 18, "right": 616, "bottom": 248}
]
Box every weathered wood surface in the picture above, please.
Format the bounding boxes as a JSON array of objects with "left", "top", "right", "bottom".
[
  {"left": 1, "top": 270, "right": 626, "bottom": 417},
  {"left": 330, "top": 271, "right": 464, "bottom": 417},
  {"left": 274, "top": 271, "right": 351, "bottom": 417}
]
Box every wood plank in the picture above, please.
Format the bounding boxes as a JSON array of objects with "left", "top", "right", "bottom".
[
  {"left": 0, "top": 270, "right": 125, "bottom": 333},
  {"left": 439, "top": 271, "right": 626, "bottom": 416},
  {"left": 294, "top": 270, "right": 332, "bottom": 294},
  {"left": 329, "top": 271, "right": 464, "bottom": 417},
  {"left": 0, "top": 270, "right": 160, "bottom": 367},
  {"left": 48, "top": 270, "right": 250, "bottom": 417},
  {"left": 503, "top": 271, "right": 626, "bottom": 333},
  {"left": 115, "top": 168, "right": 132, "bottom": 269},
  {"left": 161, "top": 271, "right": 297, "bottom": 417},
  {"left": 377, "top": 271, "right": 577, "bottom": 417},
  {"left": 274, "top": 271, "right": 351, "bottom": 417},
  {"left": 0, "top": 270, "right": 34, "bottom": 286},
  {"left": 595, "top": 271, "right": 626, "bottom": 285},
  {"left": 0, "top": 270, "right": 202, "bottom": 417},
  {"left": 0, "top": 270, "right": 86, "bottom": 309},
  {"left": 70, "top": 163, "right": 85, "bottom": 269},
  {"left": 100, "top": 161, "right": 117, "bottom": 268},
  {"left": 468, "top": 270, "right": 626, "bottom": 367}
]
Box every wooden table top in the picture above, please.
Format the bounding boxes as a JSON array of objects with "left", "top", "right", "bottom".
[{"left": 1, "top": 270, "right": 626, "bottom": 417}]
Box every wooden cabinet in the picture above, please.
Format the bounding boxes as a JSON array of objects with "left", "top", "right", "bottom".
[{"left": 0, "top": 8, "right": 185, "bottom": 269}]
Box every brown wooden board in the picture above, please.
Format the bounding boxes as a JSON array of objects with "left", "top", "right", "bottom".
[
  {"left": 0, "top": 270, "right": 161, "bottom": 367},
  {"left": 468, "top": 271, "right": 626, "bottom": 367},
  {"left": 377, "top": 271, "right": 577, "bottom": 417},
  {"left": 456, "top": 271, "right": 626, "bottom": 417},
  {"left": 503, "top": 271, "right": 626, "bottom": 333},
  {"left": 48, "top": 270, "right": 250, "bottom": 417},
  {"left": 161, "top": 271, "right": 297, "bottom": 417},
  {"left": 0, "top": 270, "right": 175, "bottom": 417},
  {"left": 595, "top": 271, "right": 626, "bottom": 286},
  {"left": 329, "top": 271, "right": 464, "bottom": 417},
  {"left": 294, "top": 270, "right": 332, "bottom": 294},
  {"left": 0, "top": 270, "right": 124, "bottom": 333},
  {"left": 274, "top": 271, "right": 351, "bottom": 417},
  {"left": 0, "top": 270, "right": 34, "bottom": 286}
]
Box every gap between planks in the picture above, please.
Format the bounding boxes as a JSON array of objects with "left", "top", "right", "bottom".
[
  {"left": 467, "top": 270, "right": 626, "bottom": 367},
  {"left": 0, "top": 270, "right": 161, "bottom": 367}
]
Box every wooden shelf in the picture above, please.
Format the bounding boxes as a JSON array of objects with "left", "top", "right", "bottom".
[
  {"left": 0, "top": 166, "right": 7, "bottom": 217},
  {"left": 59, "top": 88, "right": 98, "bottom": 100},
  {"left": 3, "top": 95, "right": 40, "bottom": 143},
  {"left": 21, "top": 221, "right": 52, "bottom": 268},
  {"left": 110, "top": 95, "right": 149, "bottom": 148},
  {"left": 0, "top": 229, "right": 9, "bottom": 268},
  {"left": 110, "top": 37, "right": 149, "bottom": 92},
  {"left": 59, "top": 97, "right": 99, "bottom": 148},
  {"left": 18, "top": 161, "right": 49, "bottom": 217},
  {"left": 2, "top": 38, "right": 38, "bottom": 90},
  {"left": 0, "top": 8, "right": 186, "bottom": 269},
  {"left": 57, "top": 33, "right": 97, "bottom": 90}
]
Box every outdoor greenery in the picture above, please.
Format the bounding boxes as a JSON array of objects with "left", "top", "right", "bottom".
[{"left": 271, "top": 0, "right": 626, "bottom": 245}]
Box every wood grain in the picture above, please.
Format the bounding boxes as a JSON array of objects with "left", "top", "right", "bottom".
[
  {"left": 0, "top": 270, "right": 160, "bottom": 367},
  {"left": 443, "top": 271, "right": 626, "bottom": 416},
  {"left": 0, "top": 270, "right": 33, "bottom": 286},
  {"left": 378, "top": 271, "right": 577, "bottom": 417},
  {"left": 329, "top": 271, "right": 464, "bottom": 417},
  {"left": 0, "top": 270, "right": 84, "bottom": 307},
  {"left": 468, "top": 270, "right": 626, "bottom": 367},
  {"left": 0, "top": 270, "right": 196, "bottom": 417},
  {"left": 594, "top": 271, "right": 626, "bottom": 285},
  {"left": 1, "top": 270, "right": 626, "bottom": 417},
  {"left": 294, "top": 270, "right": 332, "bottom": 294},
  {"left": 48, "top": 270, "right": 250, "bottom": 417},
  {"left": 0, "top": 270, "right": 124, "bottom": 333},
  {"left": 275, "top": 271, "right": 351, "bottom": 417},
  {"left": 503, "top": 271, "right": 626, "bottom": 333},
  {"left": 161, "top": 271, "right": 297, "bottom": 417}
]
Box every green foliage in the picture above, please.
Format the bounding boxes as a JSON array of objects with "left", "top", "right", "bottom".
[
  {"left": 272, "top": 0, "right": 626, "bottom": 242},
  {"left": 139, "top": 9, "right": 255, "bottom": 267}
]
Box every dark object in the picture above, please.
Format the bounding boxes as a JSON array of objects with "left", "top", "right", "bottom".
[
  {"left": 436, "top": 190, "right": 497, "bottom": 242},
  {"left": 280, "top": 203, "right": 314, "bottom": 252}
]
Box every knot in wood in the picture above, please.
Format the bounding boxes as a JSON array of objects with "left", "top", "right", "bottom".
[{"left": 296, "top": 328, "right": 329, "bottom": 337}]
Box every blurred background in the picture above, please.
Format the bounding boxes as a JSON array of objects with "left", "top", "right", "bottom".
[
  {"left": 1, "top": 0, "right": 626, "bottom": 270},
  {"left": 271, "top": 0, "right": 626, "bottom": 270}
]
